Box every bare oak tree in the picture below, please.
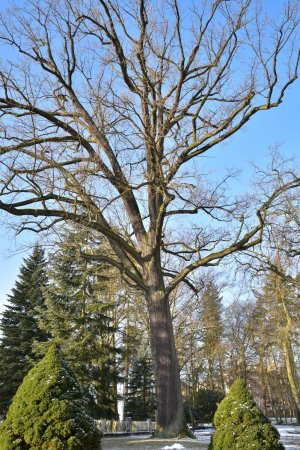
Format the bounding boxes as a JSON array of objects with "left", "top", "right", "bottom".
[
  {"left": 239, "top": 154, "right": 300, "bottom": 287},
  {"left": 0, "top": 0, "right": 299, "bottom": 434}
]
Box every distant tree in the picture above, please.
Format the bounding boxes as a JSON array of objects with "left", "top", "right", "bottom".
[
  {"left": 254, "top": 266, "right": 300, "bottom": 423},
  {"left": 174, "top": 285, "right": 206, "bottom": 423},
  {"left": 223, "top": 301, "right": 254, "bottom": 384},
  {"left": 0, "top": 245, "right": 49, "bottom": 417},
  {"left": 201, "top": 279, "right": 224, "bottom": 391},
  {"left": 37, "top": 232, "right": 121, "bottom": 419},
  {"left": 119, "top": 289, "right": 151, "bottom": 402},
  {"left": 178, "top": 278, "right": 224, "bottom": 427},
  {"left": 0, "top": 345, "right": 102, "bottom": 450},
  {"left": 125, "top": 355, "right": 156, "bottom": 420},
  {"left": 209, "top": 379, "right": 284, "bottom": 450}
]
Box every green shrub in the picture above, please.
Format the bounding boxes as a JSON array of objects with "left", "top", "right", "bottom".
[
  {"left": 209, "top": 379, "right": 284, "bottom": 450},
  {"left": 184, "top": 388, "right": 224, "bottom": 425},
  {"left": 0, "top": 345, "right": 102, "bottom": 450}
]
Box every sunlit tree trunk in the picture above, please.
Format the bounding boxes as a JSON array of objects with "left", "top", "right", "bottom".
[{"left": 276, "top": 279, "right": 300, "bottom": 423}]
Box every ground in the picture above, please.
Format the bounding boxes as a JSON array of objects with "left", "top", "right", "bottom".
[
  {"left": 101, "top": 425, "right": 300, "bottom": 450},
  {"left": 102, "top": 437, "right": 207, "bottom": 450}
]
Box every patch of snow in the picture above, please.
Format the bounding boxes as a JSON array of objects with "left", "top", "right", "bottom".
[
  {"left": 275, "top": 425, "right": 300, "bottom": 437},
  {"left": 128, "top": 434, "right": 152, "bottom": 439},
  {"left": 161, "top": 445, "right": 186, "bottom": 450},
  {"left": 275, "top": 425, "right": 300, "bottom": 449},
  {"left": 194, "top": 428, "right": 214, "bottom": 444}
]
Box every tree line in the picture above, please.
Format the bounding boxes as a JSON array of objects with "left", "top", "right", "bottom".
[{"left": 1, "top": 228, "right": 300, "bottom": 426}]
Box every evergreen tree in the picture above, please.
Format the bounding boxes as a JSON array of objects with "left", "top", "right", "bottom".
[
  {"left": 201, "top": 279, "right": 224, "bottom": 391},
  {"left": 184, "top": 388, "right": 224, "bottom": 424},
  {"left": 120, "top": 291, "right": 150, "bottom": 403},
  {"left": 37, "top": 232, "right": 120, "bottom": 419},
  {"left": 0, "top": 345, "right": 102, "bottom": 450},
  {"left": 209, "top": 379, "right": 284, "bottom": 450},
  {"left": 125, "top": 355, "right": 156, "bottom": 420},
  {"left": 0, "top": 245, "right": 49, "bottom": 417}
]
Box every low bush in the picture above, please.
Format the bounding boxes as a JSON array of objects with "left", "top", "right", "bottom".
[
  {"left": 209, "top": 378, "right": 284, "bottom": 450},
  {"left": 0, "top": 345, "right": 102, "bottom": 450}
]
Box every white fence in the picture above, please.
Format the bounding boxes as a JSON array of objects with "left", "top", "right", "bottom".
[{"left": 97, "top": 418, "right": 156, "bottom": 434}]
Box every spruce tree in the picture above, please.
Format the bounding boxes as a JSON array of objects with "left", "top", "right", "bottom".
[
  {"left": 0, "top": 345, "right": 102, "bottom": 450},
  {"left": 209, "top": 379, "right": 284, "bottom": 450},
  {"left": 0, "top": 245, "right": 49, "bottom": 417},
  {"left": 37, "top": 232, "right": 120, "bottom": 419},
  {"left": 125, "top": 355, "right": 156, "bottom": 420}
]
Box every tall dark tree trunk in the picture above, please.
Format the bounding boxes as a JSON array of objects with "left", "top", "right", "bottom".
[{"left": 145, "top": 276, "right": 186, "bottom": 435}]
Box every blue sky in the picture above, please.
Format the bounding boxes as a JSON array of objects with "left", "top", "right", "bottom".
[
  {"left": 0, "top": 0, "right": 299, "bottom": 313},
  {"left": 1, "top": 79, "right": 299, "bottom": 312}
]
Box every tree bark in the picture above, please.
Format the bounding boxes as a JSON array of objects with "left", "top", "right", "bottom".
[
  {"left": 266, "top": 371, "right": 279, "bottom": 423},
  {"left": 284, "top": 337, "right": 300, "bottom": 419},
  {"left": 259, "top": 353, "right": 268, "bottom": 417},
  {"left": 145, "top": 271, "right": 186, "bottom": 436},
  {"left": 208, "top": 359, "right": 214, "bottom": 391},
  {"left": 277, "top": 283, "right": 300, "bottom": 422}
]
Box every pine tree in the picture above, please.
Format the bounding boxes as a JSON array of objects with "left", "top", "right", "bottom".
[
  {"left": 0, "top": 245, "right": 49, "bottom": 417},
  {"left": 125, "top": 355, "right": 156, "bottom": 420},
  {"left": 0, "top": 345, "right": 102, "bottom": 450},
  {"left": 209, "top": 379, "right": 284, "bottom": 450},
  {"left": 37, "top": 231, "right": 120, "bottom": 419}
]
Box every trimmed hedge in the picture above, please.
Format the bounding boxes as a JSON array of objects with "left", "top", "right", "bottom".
[
  {"left": 0, "top": 345, "right": 102, "bottom": 450},
  {"left": 209, "top": 378, "right": 284, "bottom": 450}
]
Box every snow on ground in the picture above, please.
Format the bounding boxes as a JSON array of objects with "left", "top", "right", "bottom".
[
  {"left": 276, "top": 425, "right": 300, "bottom": 450},
  {"left": 194, "top": 428, "right": 214, "bottom": 445},
  {"left": 102, "top": 425, "right": 300, "bottom": 450},
  {"left": 276, "top": 425, "right": 300, "bottom": 437},
  {"left": 194, "top": 424, "right": 300, "bottom": 449},
  {"left": 102, "top": 437, "right": 206, "bottom": 450},
  {"left": 162, "top": 445, "right": 186, "bottom": 450}
]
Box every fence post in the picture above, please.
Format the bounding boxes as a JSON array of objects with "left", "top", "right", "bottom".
[
  {"left": 146, "top": 418, "right": 152, "bottom": 433},
  {"left": 100, "top": 419, "right": 106, "bottom": 433},
  {"left": 125, "top": 417, "right": 132, "bottom": 434}
]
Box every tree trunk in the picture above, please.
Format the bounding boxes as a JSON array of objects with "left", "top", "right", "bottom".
[
  {"left": 295, "top": 406, "right": 300, "bottom": 424},
  {"left": 284, "top": 337, "right": 300, "bottom": 417},
  {"left": 259, "top": 353, "right": 268, "bottom": 417},
  {"left": 146, "top": 286, "right": 186, "bottom": 436},
  {"left": 241, "top": 350, "right": 247, "bottom": 382},
  {"left": 208, "top": 359, "right": 214, "bottom": 391},
  {"left": 277, "top": 284, "right": 300, "bottom": 421},
  {"left": 266, "top": 372, "right": 279, "bottom": 423},
  {"left": 218, "top": 357, "right": 226, "bottom": 395}
]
